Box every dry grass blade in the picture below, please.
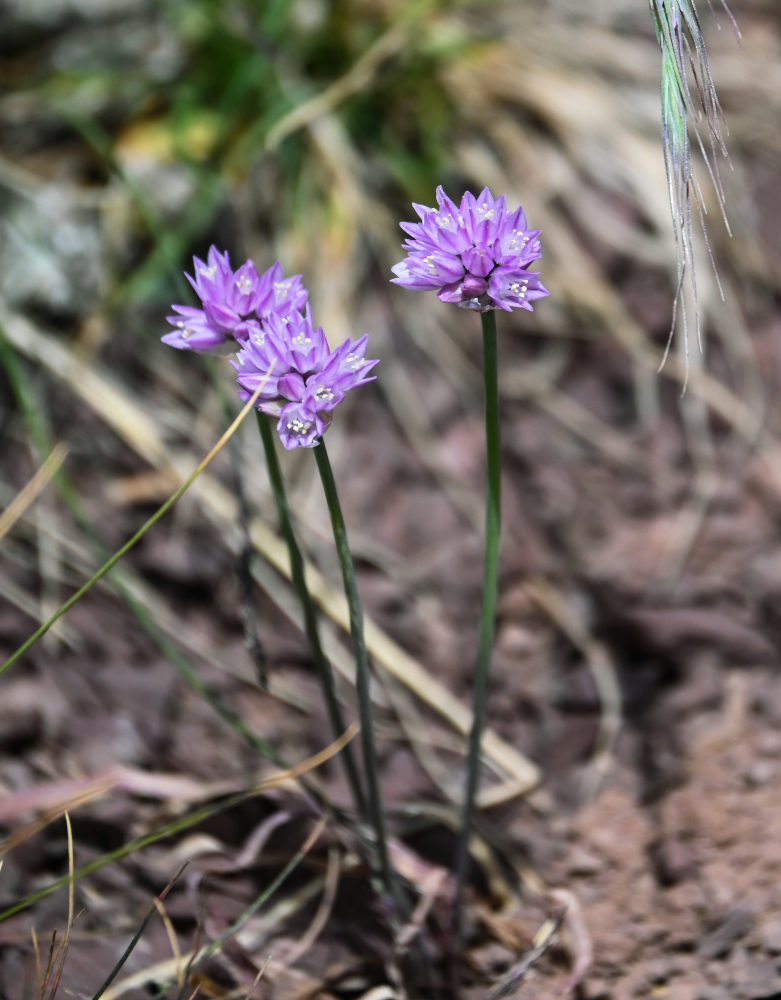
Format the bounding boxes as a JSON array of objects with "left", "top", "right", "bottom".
[
  {"left": 486, "top": 911, "right": 565, "bottom": 1000},
  {"left": 152, "top": 894, "right": 184, "bottom": 988},
  {"left": 0, "top": 728, "right": 357, "bottom": 863},
  {"left": 1, "top": 342, "right": 273, "bottom": 676},
  {"left": 263, "top": 722, "right": 359, "bottom": 789},
  {"left": 39, "top": 933, "right": 58, "bottom": 1000},
  {"left": 30, "top": 924, "right": 43, "bottom": 999},
  {"left": 0, "top": 767, "right": 240, "bottom": 832},
  {"left": 265, "top": 22, "right": 409, "bottom": 151},
  {"left": 0, "top": 726, "right": 357, "bottom": 927},
  {"left": 279, "top": 845, "right": 341, "bottom": 969},
  {"left": 247, "top": 954, "right": 272, "bottom": 997},
  {"left": 37, "top": 813, "right": 75, "bottom": 1000},
  {"left": 89, "top": 867, "right": 186, "bottom": 1000},
  {"left": 524, "top": 577, "right": 622, "bottom": 793},
  {"left": 0, "top": 442, "right": 68, "bottom": 544},
  {"left": 0, "top": 569, "right": 78, "bottom": 646},
  {"left": 99, "top": 817, "right": 329, "bottom": 1000},
  {"left": 0, "top": 777, "right": 116, "bottom": 860}
]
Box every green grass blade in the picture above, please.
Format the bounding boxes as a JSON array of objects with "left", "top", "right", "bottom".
[
  {"left": 173, "top": 818, "right": 326, "bottom": 999},
  {"left": 89, "top": 869, "right": 183, "bottom": 1000}
]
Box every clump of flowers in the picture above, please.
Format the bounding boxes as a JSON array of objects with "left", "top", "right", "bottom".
[
  {"left": 232, "top": 307, "right": 377, "bottom": 449},
  {"left": 391, "top": 186, "right": 549, "bottom": 313},
  {"left": 162, "top": 246, "right": 308, "bottom": 353},
  {"left": 161, "top": 246, "right": 377, "bottom": 450}
]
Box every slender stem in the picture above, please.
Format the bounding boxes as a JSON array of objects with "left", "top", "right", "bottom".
[
  {"left": 452, "top": 310, "right": 502, "bottom": 947},
  {"left": 313, "top": 440, "right": 403, "bottom": 914},
  {"left": 256, "top": 412, "right": 366, "bottom": 817}
]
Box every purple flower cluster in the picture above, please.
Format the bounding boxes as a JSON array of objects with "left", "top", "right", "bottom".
[
  {"left": 162, "top": 246, "right": 308, "bottom": 353},
  {"left": 391, "top": 186, "right": 549, "bottom": 313},
  {"left": 232, "top": 308, "right": 377, "bottom": 449},
  {"left": 161, "top": 246, "right": 377, "bottom": 450}
]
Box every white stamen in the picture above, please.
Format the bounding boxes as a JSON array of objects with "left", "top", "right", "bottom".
[{"left": 423, "top": 254, "right": 438, "bottom": 276}]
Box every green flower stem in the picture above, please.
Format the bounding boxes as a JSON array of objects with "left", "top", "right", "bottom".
[
  {"left": 313, "top": 440, "right": 403, "bottom": 914},
  {"left": 255, "top": 412, "right": 366, "bottom": 817},
  {"left": 452, "top": 310, "right": 502, "bottom": 946}
]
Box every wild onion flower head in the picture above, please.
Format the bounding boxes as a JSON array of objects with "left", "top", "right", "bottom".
[
  {"left": 391, "top": 186, "right": 549, "bottom": 313},
  {"left": 232, "top": 306, "right": 378, "bottom": 450},
  {"left": 162, "top": 246, "right": 308, "bottom": 352}
]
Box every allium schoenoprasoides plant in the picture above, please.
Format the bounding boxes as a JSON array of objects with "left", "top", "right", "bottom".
[
  {"left": 649, "top": 0, "right": 737, "bottom": 376},
  {"left": 161, "top": 248, "right": 405, "bottom": 910},
  {"left": 161, "top": 182, "right": 549, "bottom": 934},
  {"left": 2, "top": 184, "right": 547, "bottom": 947},
  {"left": 392, "top": 186, "right": 549, "bottom": 943}
]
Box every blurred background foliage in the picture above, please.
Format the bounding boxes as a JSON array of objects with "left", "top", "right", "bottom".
[
  {"left": 3, "top": 0, "right": 476, "bottom": 309},
  {"left": 3, "top": 1, "right": 781, "bottom": 993},
  {"left": 2, "top": 0, "right": 777, "bottom": 367},
  {"left": 1, "top": 0, "right": 774, "bottom": 317}
]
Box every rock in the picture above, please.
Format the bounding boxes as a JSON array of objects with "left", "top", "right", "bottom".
[
  {"left": 0, "top": 186, "right": 103, "bottom": 320},
  {"left": 758, "top": 916, "right": 781, "bottom": 955},
  {"left": 697, "top": 907, "right": 754, "bottom": 960}
]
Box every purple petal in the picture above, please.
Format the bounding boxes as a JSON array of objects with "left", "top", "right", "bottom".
[
  {"left": 278, "top": 371, "right": 306, "bottom": 401},
  {"left": 461, "top": 245, "right": 496, "bottom": 278},
  {"left": 462, "top": 273, "right": 489, "bottom": 297},
  {"left": 285, "top": 307, "right": 331, "bottom": 373},
  {"left": 399, "top": 250, "right": 465, "bottom": 287},
  {"left": 495, "top": 225, "right": 542, "bottom": 266},
  {"left": 390, "top": 260, "right": 436, "bottom": 289},
  {"left": 487, "top": 268, "right": 549, "bottom": 311},
  {"left": 436, "top": 280, "right": 465, "bottom": 304},
  {"left": 461, "top": 187, "right": 505, "bottom": 245},
  {"left": 276, "top": 402, "right": 327, "bottom": 450},
  {"left": 162, "top": 305, "right": 227, "bottom": 352}
]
